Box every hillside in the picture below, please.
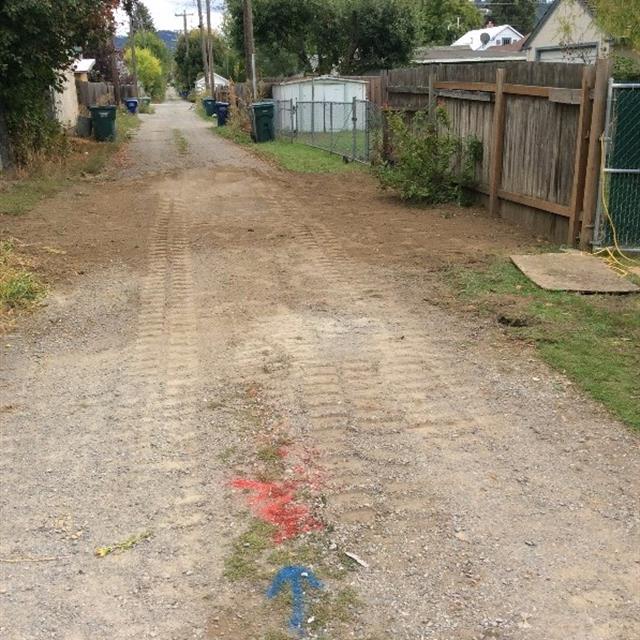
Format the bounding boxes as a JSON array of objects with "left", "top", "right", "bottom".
[{"left": 115, "top": 30, "right": 179, "bottom": 51}]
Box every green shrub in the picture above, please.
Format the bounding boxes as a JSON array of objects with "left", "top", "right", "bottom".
[{"left": 377, "top": 108, "right": 482, "bottom": 205}]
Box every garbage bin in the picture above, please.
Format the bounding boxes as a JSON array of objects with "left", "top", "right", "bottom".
[
  {"left": 124, "top": 98, "right": 139, "bottom": 114},
  {"left": 216, "top": 102, "right": 230, "bottom": 126},
  {"left": 202, "top": 98, "right": 217, "bottom": 117},
  {"left": 251, "top": 101, "right": 275, "bottom": 142},
  {"left": 89, "top": 105, "right": 117, "bottom": 142}
]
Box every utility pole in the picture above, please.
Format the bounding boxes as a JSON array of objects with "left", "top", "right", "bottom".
[
  {"left": 243, "top": 0, "right": 257, "bottom": 97},
  {"left": 176, "top": 9, "right": 193, "bottom": 94},
  {"left": 129, "top": 11, "right": 138, "bottom": 97},
  {"left": 195, "top": 0, "right": 210, "bottom": 95},
  {"left": 205, "top": 0, "right": 215, "bottom": 97}
]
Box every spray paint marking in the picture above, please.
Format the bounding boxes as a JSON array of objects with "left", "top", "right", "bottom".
[
  {"left": 231, "top": 478, "right": 324, "bottom": 542},
  {"left": 267, "top": 565, "right": 323, "bottom": 635}
]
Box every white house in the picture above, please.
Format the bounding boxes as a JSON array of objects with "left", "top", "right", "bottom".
[
  {"left": 452, "top": 25, "right": 524, "bottom": 51},
  {"left": 195, "top": 73, "right": 230, "bottom": 93}
]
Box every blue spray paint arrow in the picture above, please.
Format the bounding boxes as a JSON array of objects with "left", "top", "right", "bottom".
[{"left": 267, "top": 565, "right": 323, "bottom": 635}]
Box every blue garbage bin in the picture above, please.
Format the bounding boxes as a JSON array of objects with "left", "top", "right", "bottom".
[
  {"left": 216, "top": 102, "right": 229, "bottom": 126},
  {"left": 124, "top": 98, "right": 139, "bottom": 114}
]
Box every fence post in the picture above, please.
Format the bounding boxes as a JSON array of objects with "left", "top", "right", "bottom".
[
  {"left": 311, "top": 100, "right": 315, "bottom": 146},
  {"left": 568, "top": 65, "right": 596, "bottom": 246},
  {"left": 352, "top": 97, "right": 357, "bottom": 161},
  {"left": 289, "top": 99, "right": 294, "bottom": 142},
  {"left": 364, "top": 101, "right": 370, "bottom": 162},
  {"left": 428, "top": 70, "right": 435, "bottom": 123},
  {"left": 489, "top": 68, "right": 507, "bottom": 216},
  {"left": 580, "top": 57, "right": 612, "bottom": 250},
  {"left": 329, "top": 101, "right": 334, "bottom": 152}
]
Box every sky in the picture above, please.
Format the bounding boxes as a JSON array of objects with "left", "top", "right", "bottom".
[{"left": 116, "top": 0, "right": 225, "bottom": 34}]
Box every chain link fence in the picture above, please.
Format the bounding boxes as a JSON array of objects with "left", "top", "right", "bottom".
[
  {"left": 594, "top": 81, "right": 640, "bottom": 252},
  {"left": 273, "top": 98, "right": 382, "bottom": 163}
]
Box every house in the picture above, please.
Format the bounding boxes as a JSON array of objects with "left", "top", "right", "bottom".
[
  {"left": 72, "top": 58, "right": 96, "bottom": 82},
  {"left": 413, "top": 43, "right": 527, "bottom": 64},
  {"left": 195, "top": 73, "right": 230, "bottom": 93},
  {"left": 451, "top": 24, "right": 525, "bottom": 51},
  {"left": 522, "top": 0, "right": 611, "bottom": 62}
]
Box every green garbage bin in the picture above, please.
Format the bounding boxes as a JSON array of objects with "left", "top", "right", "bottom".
[
  {"left": 89, "top": 105, "right": 117, "bottom": 142},
  {"left": 202, "top": 98, "right": 217, "bottom": 117},
  {"left": 251, "top": 101, "right": 275, "bottom": 143}
]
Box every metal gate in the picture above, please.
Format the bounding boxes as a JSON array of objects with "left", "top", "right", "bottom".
[{"left": 594, "top": 81, "right": 640, "bottom": 252}]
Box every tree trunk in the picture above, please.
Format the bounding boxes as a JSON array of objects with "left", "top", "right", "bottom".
[
  {"left": 129, "top": 14, "right": 138, "bottom": 97},
  {"left": 243, "top": 0, "right": 256, "bottom": 95},
  {"left": 0, "top": 101, "right": 15, "bottom": 171},
  {"left": 205, "top": 0, "right": 215, "bottom": 96}
]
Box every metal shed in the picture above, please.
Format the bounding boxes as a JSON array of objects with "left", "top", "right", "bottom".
[{"left": 273, "top": 76, "right": 368, "bottom": 134}]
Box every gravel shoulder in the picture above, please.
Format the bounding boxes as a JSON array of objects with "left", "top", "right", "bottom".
[{"left": 1, "top": 99, "right": 638, "bottom": 640}]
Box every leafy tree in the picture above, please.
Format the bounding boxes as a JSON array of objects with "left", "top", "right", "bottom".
[
  {"left": 125, "top": 46, "right": 164, "bottom": 99},
  {"left": 417, "top": 0, "right": 483, "bottom": 45},
  {"left": 589, "top": 0, "right": 640, "bottom": 50},
  {"left": 134, "top": 30, "right": 171, "bottom": 74},
  {"left": 130, "top": 0, "right": 155, "bottom": 33},
  {"left": 174, "top": 29, "right": 233, "bottom": 91},
  {"left": 489, "top": 0, "right": 537, "bottom": 34},
  {"left": 0, "top": 0, "right": 119, "bottom": 165}
]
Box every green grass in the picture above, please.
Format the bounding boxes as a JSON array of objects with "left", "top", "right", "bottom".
[
  {"left": 212, "top": 124, "right": 364, "bottom": 174},
  {"left": 450, "top": 258, "right": 640, "bottom": 429},
  {"left": 0, "top": 110, "right": 139, "bottom": 216},
  {"left": 172, "top": 129, "right": 189, "bottom": 155},
  {"left": 223, "top": 520, "right": 276, "bottom": 581},
  {"left": 0, "top": 240, "right": 45, "bottom": 311}
]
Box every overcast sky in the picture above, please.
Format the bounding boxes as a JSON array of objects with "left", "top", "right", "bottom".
[{"left": 116, "top": 0, "right": 225, "bottom": 34}]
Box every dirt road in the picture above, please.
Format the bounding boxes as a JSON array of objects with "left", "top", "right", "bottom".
[{"left": 1, "top": 99, "right": 638, "bottom": 640}]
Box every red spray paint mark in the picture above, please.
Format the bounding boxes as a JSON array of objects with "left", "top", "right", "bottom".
[{"left": 231, "top": 478, "right": 323, "bottom": 543}]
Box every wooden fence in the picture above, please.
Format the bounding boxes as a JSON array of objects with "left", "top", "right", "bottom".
[
  {"left": 76, "top": 82, "right": 137, "bottom": 107},
  {"left": 380, "top": 60, "right": 610, "bottom": 247}
]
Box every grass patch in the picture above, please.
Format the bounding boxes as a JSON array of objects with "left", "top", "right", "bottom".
[
  {"left": 0, "top": 240, "right": 45, "bottom": 312},
  {"left": 172, "top": 129, "right": 188, "bottom": 155},
  {"left": 223, "top": 520, "right": 276, "bottom": 581},
  {"left": 212, "top": 125, "right": 364, "bottom": 174},
  {"left": 0, "top": 110, "right": 139, "bottom": 216},
  {"left": 449, "top": 258, "right": 640, "bottom": 429},
  {"left": 309, "top": 586, "right": 361, "bottom": 630}
]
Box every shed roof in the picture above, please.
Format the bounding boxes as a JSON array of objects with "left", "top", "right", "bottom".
[
  {"left": 72, "top": 58, "right": 96, "bottom": 73},
  {"left": 413, "top": 45, "right": 527, "bottom": 64},
  {"left": 276, "top": 76, "right": 367, "bottom": 86}
]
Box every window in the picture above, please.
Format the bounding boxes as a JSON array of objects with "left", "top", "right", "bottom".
[{"left": 502, "top": 37, "right": 512, "bottom": 45}]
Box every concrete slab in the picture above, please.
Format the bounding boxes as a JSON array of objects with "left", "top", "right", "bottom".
[{"left": 510, "top": 252, "right": 640, "bottom": 293}]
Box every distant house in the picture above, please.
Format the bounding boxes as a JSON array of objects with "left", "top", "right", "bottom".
[
  {"left": 522, "top": 0, "right": 611, "bottom": 62},
  {"left": 451, "top": 25, "right": 525, "bottom": 51},
  {"left": 195, "top": 73, "right": 230, "bottom": 93}
]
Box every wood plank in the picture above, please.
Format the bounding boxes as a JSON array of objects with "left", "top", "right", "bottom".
[
  {"left": 568, "top": 67, "right": 595, "bottom": 245},
  {"left": 498, "top": 189, "right": 572, "bottom": 218},
  {"left": 436, "top": 89, "right": 493, "bottom": 102},
  {"left": 434, "top": 80, "right": 496, "bottom": 92},
  {"left": 580, "top": 58, "right": 612, "bottom": 249},
  {"left": 489, "top": 69, "right": 507, "bottom": 216},
  {"left": 504, "top": 83, "right": 551, "bottom": 97},
  {"left": 387, "top": 85, "right": 431, "bottom": 95},
  {"left": 549, "top": 88, "right": 583, "bottom": 104}
]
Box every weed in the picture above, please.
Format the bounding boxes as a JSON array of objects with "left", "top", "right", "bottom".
[
  {"left": 223, "top": 520, "right": 276, "bottom": 581},
  {"left": 0, "top": 241, "right": 44, "bottom": 310},
  {"left": 172, "top": 129, "right": 189, "bottom": 155},
  {"left": 449, "top": 258, "right": 640, "bottom": 429},
  {"left": 309, "top": 586, "right": 361, "bottom": 630},
  {"left": 94, "top": 531, "right": 152, "bottom": 557}
]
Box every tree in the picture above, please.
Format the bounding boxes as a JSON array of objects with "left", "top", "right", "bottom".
[
  {"left": 125, "top": 47, "right": 164, "bottom": 99},
  {"left": 135, "top": 30, "right": 171, "bottom": 75},
  {"left": 417, "top": 0, "right": 483, "bottom": 45},
  {"left": 0, "top": 0, "right": 119, "bottom": 165},
  {"left": 589, "top": 0, "right": 640, "bottom": 51},
  {"left": 174, "top": 29, "right": 231, "bottom": 91},
  {"left": 130, "top": 0, "right": 155, "bottom": 33},
  {"left": 489, "top": 0, "right": 537, "bottom": 35}
]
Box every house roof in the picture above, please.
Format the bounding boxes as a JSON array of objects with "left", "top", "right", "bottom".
[
  {"left": 522, "top": 0, "right": 600, "bottom": 49},
  {"left": 413, "top": 45, "right": 527, "bottom": 64},
  {"left": 72, "top": 58, "right": 96, "bottom": 73},
  {"left": 451, "top": 25, "right": 524, "bottom": 50},
  {"left": 275, "top": 76, "right": 367, "bottom": 86}
]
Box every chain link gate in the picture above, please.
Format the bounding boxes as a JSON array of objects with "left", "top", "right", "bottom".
[
  {"left": 273, "top": 99, "right": 381, "bottom": 163},
  {"left": 593, "top": 81, "right": 640, "bottom": 252}
]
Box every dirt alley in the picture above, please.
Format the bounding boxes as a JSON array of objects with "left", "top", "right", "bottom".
[{"left": 1, "top": 98, "right": 639, "bottom": 640}]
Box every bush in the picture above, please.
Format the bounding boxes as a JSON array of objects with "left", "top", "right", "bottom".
[{"left": 378, "top": 108, "right": 482, "bottom": 205}]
